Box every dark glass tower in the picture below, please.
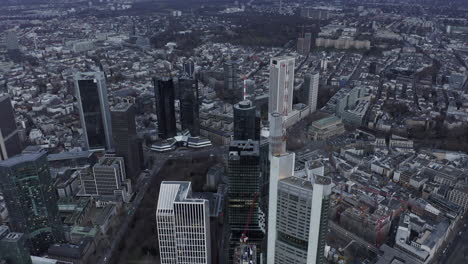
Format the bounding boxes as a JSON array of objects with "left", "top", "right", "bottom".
[
  {"left": 179, "top": 77, "right": 200, "bottom": 136},
  {"left": 0, "top": 226, "right": 32, "bottom": 264},
  {"left": 0, "top": 94, "right": 22, "bottom": 160},
  {"left": 111, "top": 102, "right": 142, "bottom": 180},
  {"left": 153, "top": 77, "right": 177, "bottom": 139},
  {"left": 227, "top": 140, "right": 263, "bottom": 262},
  {"left": 233, "top": 100, "right": 259, "bottom": 141},
  {"left": 0, "top": 149, "right": 64, "bottom": 254},
  {"left": 74, "top": 72, "right": 113, "bottom": 150}
]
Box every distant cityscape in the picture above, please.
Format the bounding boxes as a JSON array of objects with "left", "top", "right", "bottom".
[{"left": 0, "top": 0, "right": 468, "bottom": 264}]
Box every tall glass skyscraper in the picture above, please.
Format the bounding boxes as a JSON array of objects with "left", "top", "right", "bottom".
[
  {"left": 0, "top": 149, "right": 64, "bottom": 254},
  {"left": 269, "top": 161, "right": 332, "bottom": 264},
  {"left": 156, "top": 181, "right": 211, "bottom": 264},
  {"left": 0, "top": 226, "right": 32, "bottom": 264},
  {"left": 153, "top": 77, "right": 177, "bottom": 139},
  {"left": 74, "top": 72, "right": 113, "bottom": 150},
  {"left": 233, "top": 100, "right": 259, "bottom": 141},
  {"left": 111, "top": 102, "right": 142, "bottom": 180},
  {"left": 179, "top": 77, "right": 200, "bottom": 136},
  {"left": 227, "top": 140, "right": 264, "bottom": 261},
  {"left": 0, "top": 94, "right": 22, "bottom": 160}
]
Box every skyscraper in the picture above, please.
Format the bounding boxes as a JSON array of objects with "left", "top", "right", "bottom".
[
  {"left": 111, "top": 102, "right": 142, "bottom": 180},
  {"left": 0, "top": 226, "right": 32, "bottom": 264},
  {"left": 0, "top": 149, "right": 64, "bottom": 254},
  {"left": 183, "top": 60, "right": 196, "bottom": 78},
  {"left": 5, "top": 31, "right": 19, "bottom": 51},
  {"left": 273, "top": 162, "right": 332, "bottom": 264},
  {"left": 266, "top": 112, "right": 296, "bottom": 264},
  {"left": 0, "top": 94, "right": 22, "bottom": 160},
  {"left": 153, "top": 77, "right": 177, "bottom": 139},
  {"left": 179, "top": 77, "right": 200, "bottom": 136},
  {"left": 75, "top": 72, "right": 113, "bottom": 150},
  {"left": 224, "top": 60, "right": 239, "bottom": 92},
  {"left": 233, "top": 100, "right": 259, "bottom": 141},
  {"left": 156, "top": 181, "right": 211, "bottom": 264},
  {"left": 268, "top": 57, "right": 295, "bottom": 117},
  {"left": 227, "top": 140, "right": 263, "bottom": 261},
  {"left": 302, "top": 72, "right": 320, "bottom": 113}
]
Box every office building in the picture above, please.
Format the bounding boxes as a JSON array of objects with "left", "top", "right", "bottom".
[
  {"left": 0, "top": 94, "right": 22, "bottom": 160},
  {"left": 81, "top": 155, "right": 132, "bottom": 203},
  {"left": 297, "top": 33, "right": 312, "bottom": 55},
  {"left": 224, "top": 60, "right": 239, "bottom": 92},
  {"left": 183, "top": 60, "right": 196, "bottom": 78},
  {"left": 156, "top": 181, "right": 211, "bottom": 264},
  {"left": 153, "top": 77, "right": 177, "bottom": 139},
  {"left": 302, "top": 72, "right": 319, "bottom": 113},
  {"left": 179, "top": 77, "right": 200, "bottom": 136},
  {"left": 5, "top": 31, "right": 19, "bottom": 51},
  {"left": 233, "top": 100, "right": 259, "bottom": 141},
  {"left": 227, "top": 141, "right": 264, "bottom": 261},
  {"left": 74, "top": 72, "right": 113, "bottom": 150},
  {"left": 267, "top": 112, "right": 296, "bottom": 264},
  {"left": 0, "top": 149, "right": 64, "bottom": 254},
  {"left": 111, "top": 102, "right": 142, "bottom": 180},
  {"left": 0, "top": 226, "right": 32, "bottom": 264},
  {"left": 269, "top": 57, "right": 295, "bottom": 116},
  {"left": 273, "top": 164, "right": 332, "bottom": 264}
]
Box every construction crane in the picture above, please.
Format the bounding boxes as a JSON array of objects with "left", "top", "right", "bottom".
[{"left": 240, "top": 192, "right": 259, "bottom": 243}]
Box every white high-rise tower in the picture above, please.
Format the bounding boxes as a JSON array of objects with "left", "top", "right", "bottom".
[
  {"left": 156, "top": 181, "right": 211, "bottom": 264},
  {"left": 268, "top": 57, "right": 295, "bottom": 117}
]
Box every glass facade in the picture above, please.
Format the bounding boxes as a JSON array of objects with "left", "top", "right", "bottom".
[
  {"left": 0, "top": 227, "right": 32, "bottom": 264},
  {"left": 179, "top": 77, "right": 200, "bottom": 137},
  {"left": 153, "top": 77, "right": 177, "bottom": 139},
  {"left": 77, "top": 79, "right": 107, "bottom": 149},
  {"left": 111, "top": 103, "right": 142, "bottom": 180},
  {"left": 0, "top": 94, "right": 22, "bottom": 159},
  {"left": 0, "top": 150, "right": 64, "bottom": 254}
]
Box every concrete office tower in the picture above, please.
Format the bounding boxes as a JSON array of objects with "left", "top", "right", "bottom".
[
  {"left": 111, "top": 102, "right": 142, "bottom": 180},
  {"left": 75, "top": 72, "right": 113, "bottom": 150},
  {"left": 84, "top": 155, "right": 132, "bottom": 202},
  {"left": 224, "top": 60, "right": 239, "bottom": 92},
  {"left": 274, "top": 166, "right": 332, "bottom": 264},
  {"left": 0, "top": 149, "right": 64, "bottom": 254},
  {"left": 0, "top": 226, "right": 32, "bottom": 264},
  {"left": 269, "top": 57, "right": 295, "bottom": 116},
  {"left": 156, "top": 181, "right": 211, "bottom": 264},
  {"left": 179, "top": 77, "right": 200, "bottom": 136},
  {"left": 233, "top": 100, "right": 260, "bottom": 141},
  {"left": 0, "top": 94, "right": 22, "bottom": 160},
  {"left": 227, "top": 141, "right": 264, "bottom": 261},
  {"left": 153, "top": 77, "right": 177, "bottom": 139},
  {"left": 302, "top": 72, "right": 320, "bottom": 113},
  {"left": 297, "top": 33, "right": 311, "bottom": 55}
]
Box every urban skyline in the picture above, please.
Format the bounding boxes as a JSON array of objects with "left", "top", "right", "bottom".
[{"left": 0, "top": 0, "right": 468, "bottom": 264}]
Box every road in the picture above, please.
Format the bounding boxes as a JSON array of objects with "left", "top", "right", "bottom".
[{"left": 328, "top": 220, "right": 380, "bottom": 255}]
